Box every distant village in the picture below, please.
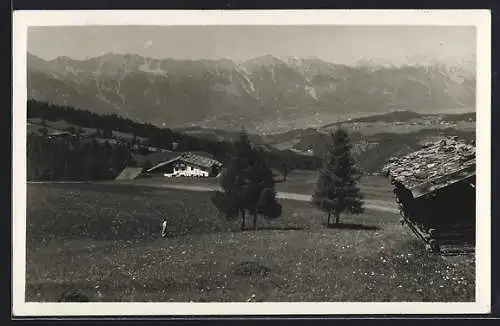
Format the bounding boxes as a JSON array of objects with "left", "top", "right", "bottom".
[{"left": 347, "top": 115, "right": 475, "bottom": 131}]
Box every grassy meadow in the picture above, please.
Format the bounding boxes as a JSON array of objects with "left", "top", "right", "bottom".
[
  {"left": 25, "top": 180, "right": 475, "bottom": 302},
  {"left": 133, "top": 171, "right": 395, "bottom": 201}
]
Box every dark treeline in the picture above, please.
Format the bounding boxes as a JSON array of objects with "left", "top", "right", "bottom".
[
  {"left": 29, "top": 100, "right": 163, "bottom": 137},
  {"left": 263, "top": 149, "right": 321, "bottom": 171},
  {"left": 27, "top": 100, "right": 321, "bottom": 178},
  {"left": 27, "top": 134, "right": 134, "bottom": 181},
  {"left": 28, "top": 100, "right": 232, "bottom": 161}
]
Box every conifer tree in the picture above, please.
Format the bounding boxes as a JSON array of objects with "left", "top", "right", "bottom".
[
  {"left": 245, "top": 147, "right": 280, "bottom": 229},
  {"left": 212, "top": 131, "right": 281, "bottom": 230},
  {"left": 312, "top": 128, "right": 364, "bottom": 226}
]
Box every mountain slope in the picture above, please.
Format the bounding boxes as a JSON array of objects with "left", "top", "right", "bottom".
[{"left": 27, "top": 53, "right": 476, "bottom": 133}]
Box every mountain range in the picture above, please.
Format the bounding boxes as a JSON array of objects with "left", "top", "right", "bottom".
[{"left": 27, "top": 52, "right": 476, "bottom": 134}]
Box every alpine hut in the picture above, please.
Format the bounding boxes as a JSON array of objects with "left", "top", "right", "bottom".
[{"left": 382, "top": 136, "right": 476, "bottom": 254}]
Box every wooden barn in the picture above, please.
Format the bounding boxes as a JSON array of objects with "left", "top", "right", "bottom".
[
  {"left": 146, "top": 152, "right": 223, "bottom": 178},
  {"left": 382, "top": 136, "right": 476, "bottom": 254}
]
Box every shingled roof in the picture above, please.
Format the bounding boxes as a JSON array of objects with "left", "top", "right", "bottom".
[
  {"left": 146, "top": 151, "right": 223, "bottom": 173},
  {"left": 382, "top": 136, "right": 475, "bottom": 198},
  {"left": 180, "top": 152, "right": 223, "bottom": 169}
]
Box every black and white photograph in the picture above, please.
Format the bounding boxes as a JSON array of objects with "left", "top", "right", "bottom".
[{"left": 12, "top": 10, "right": 491, "bottom": 316}]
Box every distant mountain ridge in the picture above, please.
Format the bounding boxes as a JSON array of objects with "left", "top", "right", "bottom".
[{"left": 27, "top": 52, "right": 476, "bottom": 134}]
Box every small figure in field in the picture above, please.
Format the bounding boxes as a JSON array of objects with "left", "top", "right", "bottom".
[{"left": 161, "top": 217, "right": 168, "bottom": 238}]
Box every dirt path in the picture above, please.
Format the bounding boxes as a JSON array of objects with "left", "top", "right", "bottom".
[
  {"left": 143, "top": 183, "right": 398, "bottom": 213},
  {"left": 28, "top": 181, "right": 399, "bottom": 213}
]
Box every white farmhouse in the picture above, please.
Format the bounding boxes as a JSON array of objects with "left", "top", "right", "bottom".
[{"left": 145, "top": 152, "right": 223, "bottom": 178}]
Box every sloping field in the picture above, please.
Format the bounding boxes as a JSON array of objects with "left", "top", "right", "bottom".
[
  {"left": 25, "top": 183, "right": 475, "bottom": 302},
  {"left": 115, "top": 167, "right": 144, "bottom": 180}
]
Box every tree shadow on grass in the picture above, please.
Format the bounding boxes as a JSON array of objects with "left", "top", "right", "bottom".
[
  {"left": 324, "top": 222, "right": 380, "bottom": 231},
  {"left": 241, "top": 226, "right": 305, "bottom": 232},
  {"left": 54, "top": 289, "right": 90, "bottom": 302},
  {"left": 158, "top": 225, "right": 305, "bottom": 239}
]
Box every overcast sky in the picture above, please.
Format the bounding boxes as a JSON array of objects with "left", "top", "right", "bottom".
[{"left": 28, "top": 25, "right": 476, "bottom": 65}]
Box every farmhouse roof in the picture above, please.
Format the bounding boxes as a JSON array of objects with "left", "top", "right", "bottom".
[
  {"left": 146, "top": 152, "right": 222, "bottom": 173},
  {"left": 381, "top": 136, "right": 475, "bottom": 198},
  {"left": 180, "top": 152, "right": 222, "bottom": 168}
]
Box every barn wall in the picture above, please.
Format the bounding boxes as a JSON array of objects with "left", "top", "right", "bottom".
[{"left": 395, "top": 176, "right": 476, "bottom": 249}]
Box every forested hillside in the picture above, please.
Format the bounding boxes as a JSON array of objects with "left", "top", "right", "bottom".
[
  {"left": 27, "top": 134, "right": 133, "bottom": 181},
  {"left": 26, "top": 100, "right": 475, "bottom": 181}
]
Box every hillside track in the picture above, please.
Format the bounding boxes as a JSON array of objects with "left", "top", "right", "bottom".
[{"left": 27, "top": 180, "right": 399, "bottom": 213}]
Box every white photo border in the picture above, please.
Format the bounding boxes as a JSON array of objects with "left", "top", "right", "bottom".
[{"left": 12, "top": 9, "right": 492, "bottom": 316}]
